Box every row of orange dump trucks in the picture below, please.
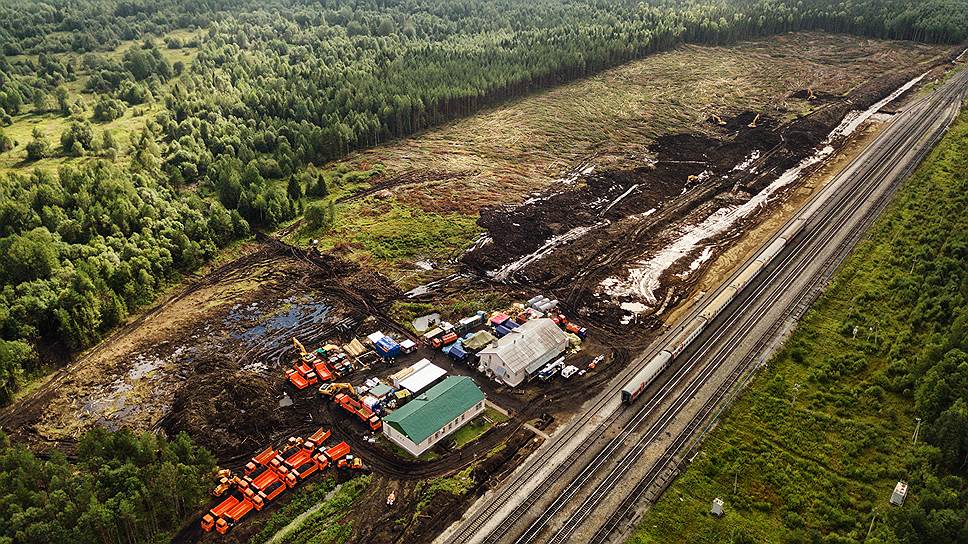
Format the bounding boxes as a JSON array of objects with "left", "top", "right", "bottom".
[{"left": 201, "top": 428, "right": 361, "bottom": 535}]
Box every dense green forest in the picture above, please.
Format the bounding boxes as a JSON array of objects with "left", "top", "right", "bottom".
[
  {"left": 634, "top": 110, "right": 968, "bottom": 544},
  {"left": 0, "top": 428, "right": 215, "bottom": 543},
  {"left": 1, "top": 0, "right": 967, "bottom": 402}
]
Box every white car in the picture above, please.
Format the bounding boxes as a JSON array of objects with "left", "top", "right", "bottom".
[{"left": 561, "top": 365, "right": 580, "bottom": 379}]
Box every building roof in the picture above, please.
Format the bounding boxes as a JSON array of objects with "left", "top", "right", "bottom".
[
  {"left": 478, "top": 318, "right": 568, "bottom": 374},
  {"left": 369, "top": 383, "right": 393, "bottom": 399},
  {"left": 385, "top": 376, "right": 485, "bottom": 444},
  {"left": 464, "top": 330, "right": 498, "bottom": 351},
  {"left": 391, "top": 358, "right": 446, "bottom": 393}
]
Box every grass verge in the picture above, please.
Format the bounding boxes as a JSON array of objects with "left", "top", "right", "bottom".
[{"left": 630, "top": 106, "right": 968, "bottom": 544}]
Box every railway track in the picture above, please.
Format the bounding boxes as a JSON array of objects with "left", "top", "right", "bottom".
[
  {"left": 514, "top": 64, "right": 968, "bottom": 544},
  {"left": 440, "top": 63, "right": 967, "bottom": 544},
  {"left": 582, "top": 73, "right": 967, "bottom": 544}
]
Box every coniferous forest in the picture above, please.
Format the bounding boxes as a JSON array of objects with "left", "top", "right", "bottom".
[
  {"left": 1, "top": 1, "right": 967, "bottom": 542},
  {"left": 2, "top": 0, "right": 968, "bottom": 398}
]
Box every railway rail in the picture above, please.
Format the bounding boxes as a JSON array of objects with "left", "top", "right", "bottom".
[
  {"left": 523, "top": 64, "right": 968, "bottom": 544},
  {"left": 440, "top": 63, "right": 968, "bottom": 544}
]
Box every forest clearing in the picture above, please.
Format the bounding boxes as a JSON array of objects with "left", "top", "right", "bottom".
[{"left": 2, "top": 0, "right": 967, "bottom": 542}]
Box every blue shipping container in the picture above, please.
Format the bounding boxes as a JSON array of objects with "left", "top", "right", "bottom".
[
  {"left": 494, "top": 324, "right": 512, "bottom": 338},
  {"left": 505, "top": 320, "right": 520, "bottom": 330},
  {"left": 374, "top": 337, "right": 401, "bottom": 358}
]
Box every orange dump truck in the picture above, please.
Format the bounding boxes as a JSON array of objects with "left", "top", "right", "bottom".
[
  {"left": 258, "top": 477, "right": 287, "bottom": 505},
  {"left": 244, "top": 447, "right": 277, "bottom": 475},
  {"left": 335, "top": 393, "right": 382, "bottom": 431},
  {"left": 216, "top": 498, "right": 255, "bottom": 534},
  {"left": 201, "top": 492, "right": 241, "bottom": 532},
  {"left": 285, "top": 455, "right": 322, "bottom": 487},
  {"left": 286, "top": 360, "right": 318, "bottom": 389},
  {"left": 304, "top": 428, "right": 331, "bottom": 451}
]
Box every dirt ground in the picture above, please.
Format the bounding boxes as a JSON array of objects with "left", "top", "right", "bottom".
[{"left": 0, "top": 32, "right": 961, "bottom": 544}]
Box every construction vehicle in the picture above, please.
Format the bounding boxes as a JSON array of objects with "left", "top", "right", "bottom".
[
  {"left": 319, "top": 382, "right": 356, "bottom": 397},
  {"left": 334, "top": 392, "right": 382, "bottom": 431},
  {"left": 286, "top": 358, "right": 318, "bottom": 390},
  {"left": 325, "top": 441, "right": 351, "bottom": 462},
  {"left": 748, "top": 113, "right": 761, "bottom": 128},
  {"left": 304, "top": 428, "right": 331, "bottom": 451},
  {"left": 245, "top": 461, "right": 282, "bottom": 492},
  {"left": 244, "top": 447, "right": 277, "bottom": 475},
  {"left": 211, "top": 468, "right": 234, "bottom": 496},
  {"left": 257, "top": 478, "right": 287, "bottom": 505},
  {"left": 285, "top": 456, "right": 322, "bottom": 487},
  {"left": 711, "top": 113, "right": 727, "bottom": 125},
  {"left": 293, "top": 337, "right": 338, "bottom": 381},
  {"left": 201, "top": 491, "right": 243, "bottom": 532},
  {"left": 342, "top": 455, "right": 365, "bottom": 471},
  {"left": 807, "top": 88, "right": 817, "bottom": 100},
  {"left": 217, "top": 498, "right": 255, "bottom": 534}
]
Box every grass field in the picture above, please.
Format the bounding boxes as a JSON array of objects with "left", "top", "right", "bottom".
[
  {"left": 0, "top": 31, "right": 202, "bottom": 175},
  {"left": 334, "top": 33, "right": 948, "bottom": 214},
  {"left": 629, "top": 107, "right": 968, "bottom": 544},
  {"left": 452, "top": 407, "right": 510, "bottom": 449}
]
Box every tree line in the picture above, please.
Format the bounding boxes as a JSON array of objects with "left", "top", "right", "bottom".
[
  {"left": 0, "top": 161, "right": 249, "bottom": 402},
  {"left": 0, "top": 0, "right": 965, "bottom": 400},
  {"left": 0, "top": 428, "right": 215, "bottom": 544}
]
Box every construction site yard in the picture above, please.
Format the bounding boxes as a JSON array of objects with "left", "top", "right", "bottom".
[{"left": 0, "top": 31, "right": 960, "bottom": 544}]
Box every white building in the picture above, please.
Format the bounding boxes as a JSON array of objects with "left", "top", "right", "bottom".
[
  {"left": 383, "top": 376, "right": 486, "bottom": 456},
  {"left": 388, "top": 358, "right": 446, "bottom": 394},
  {"left": 478, "top": 318, "right": 568, "bottom": 387}
]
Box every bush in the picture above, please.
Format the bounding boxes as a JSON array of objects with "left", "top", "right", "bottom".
[
  {"left": 305, "top": 200, "right": 335, "bottom": 231},
  {"left": 92, "top": 95, "right": 126, "bottom": 122}
]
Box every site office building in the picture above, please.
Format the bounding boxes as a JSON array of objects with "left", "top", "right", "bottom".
[
  {"left": 478, "top": 318, "right": 568, "bottom": 387},
  {"left": 383, "top": 376, "right": 486, "bottom": 457}
]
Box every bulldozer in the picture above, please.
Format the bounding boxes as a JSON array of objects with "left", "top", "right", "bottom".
[
  {"left": 319, "top": 382, "right": 356, "bottom": 397},
  {"left": 747, "top": 113, "right": 761, "bottom": 128}
]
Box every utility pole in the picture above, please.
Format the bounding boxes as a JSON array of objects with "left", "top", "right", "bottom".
[
  {"left": 791, "top": 383, "right": 801, "bottom": 407},
  {"left": 912, "top": 417, "right": 922, "bottom": 446}
]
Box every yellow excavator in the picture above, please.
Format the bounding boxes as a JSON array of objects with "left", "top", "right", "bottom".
[
  {"left": 711, "top": 114, "right": 727, "bottom": 126},
  {"left": 319, "top": 382, "right": 357, "bottom": 397},
  {"left": 748, "top": 113, "right": 761, "bottom": 128},
  {"left": 806, "top": 88, "right": 817, "bottom": 101}
]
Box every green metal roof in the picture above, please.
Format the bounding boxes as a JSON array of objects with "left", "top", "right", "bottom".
[{"left": 385, "top": 376, "right": 485, "bottom": 444}]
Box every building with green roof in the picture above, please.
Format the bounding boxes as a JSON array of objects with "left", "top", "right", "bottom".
[{"left": 383, "top": 375, "right": 486, "bottom": 456}]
